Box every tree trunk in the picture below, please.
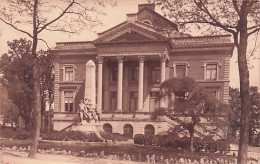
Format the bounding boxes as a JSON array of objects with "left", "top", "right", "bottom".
[
  {"left": 237, "top": 6, "right": 250, "bottom": 164},
  {"left": 28, "top": 0, "right": 41, "bottom": 158},
  {"left": 189, "top": 127, "right": 194, "bottom": 153}
]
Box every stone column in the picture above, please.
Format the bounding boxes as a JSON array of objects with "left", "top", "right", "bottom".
[
  {"left": 85, "top": 60, "right": 96, "bottom": 107},
  {"left": 117, "top": 56, "right": 124, "bottom": 111},
  {"left": 97, "top": 56, "right": 103, "bottom": 110},
  {"left": 160, "top": 54, "right": 167, "bottom": 108},
  {"left": 138, "top": 56, "right": 145, "bottom": 112}
]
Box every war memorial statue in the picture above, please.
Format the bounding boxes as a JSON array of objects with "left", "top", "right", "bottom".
[{"left": 78, "top": 99, "right": 101, "bottom": 124}]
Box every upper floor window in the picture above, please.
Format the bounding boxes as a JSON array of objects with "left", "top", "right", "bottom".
[
  {"left": 150, "top": 65, "right": 160, "bottom": 82},
  {"left": 65, "top": 67, "right": 74, "bottom": 82},
  {"left": 149, "top": 91, "right": 160, "bottom": 112},
  {"left": 63, "top": 64, "right": 76, "bottom": 82},
  {"left": 110, "top": 65, "right": 118, "bottom": 81},
  {"left": 131, "top": 66, "right": 139, "bottom": 81},
  {"left": 206, "top": 64, "right": 217, "bottom": 80},
  {"left": 172, "top": 62, "right": 190, "bottom": 78},
  {"left": 64, "top": 91, "right": 73, "bottom": 112},
  {"left": 176, "top": 65, "right": 186, "bottom": 78},
  {"left": 203, "top": 61, "right": 221, "bottom": 81}
]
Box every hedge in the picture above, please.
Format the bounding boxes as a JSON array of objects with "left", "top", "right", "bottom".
[{"left": 134, "top": 134, "right": 230, "bottom": 153}]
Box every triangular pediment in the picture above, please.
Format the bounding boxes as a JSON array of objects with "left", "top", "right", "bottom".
[
  {"left": 109, "top": 31, "right": 154, "bottom": 42},
  {"left": 94, "top": 22, "right": 168, "bottom": 44}
]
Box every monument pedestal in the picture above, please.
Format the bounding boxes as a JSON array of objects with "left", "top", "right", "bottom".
[
  {"left": 69, "top": 121, "right": 102, "bottom": 132},
  {"left": 68, "top": 121, "right": 104, "bottom": 141}
]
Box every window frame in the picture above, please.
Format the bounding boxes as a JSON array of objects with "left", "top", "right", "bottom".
[
  {"left": 202, "top": 61, "right": 221, "bottom": 81},
  {"left": 150, "top": 65, "right": 161, "bottom": 82},
  {"left": 62, "top": 64, "right": 76, "bottom": 82},
  {"left": 110, "top": 64, "right": 118, "bottom": 82},
  {"left": 129, "top": 91, "right": 138, "bottom": 112},
  {"left": 172, "top": 61, "right": 190, "bottom": 78}
]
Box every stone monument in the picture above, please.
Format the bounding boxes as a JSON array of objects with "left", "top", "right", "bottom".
[
  {"left": 68, "top": 60, "right": 103, "bottom": 141},
  {"left": 85, "top": 60, "right": 96, "bottom": 108}
]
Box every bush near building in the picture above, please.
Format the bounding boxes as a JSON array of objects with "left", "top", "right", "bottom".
[{"left": 134, "top": 134, "right": 230, "bottom": 153}]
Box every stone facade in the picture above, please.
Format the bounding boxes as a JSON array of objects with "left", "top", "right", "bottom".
[{"left": 52, "top": 3, "right": 234, "bottom": 137}]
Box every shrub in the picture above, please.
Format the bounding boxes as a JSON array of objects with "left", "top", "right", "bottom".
[
  {"left": 215, "top": 139, "right": 230, "bottom": 153},
  {"left": 100, "top": 132, "right": 129, "bottom": 142},
  {"left": 193, "top": 137, "right": 204, "bottom": 152},
  {"left": 0, "top": 127, "right": 33, "bottom": 140},
  {"left": 134, "top": 134, "right": 145, "bottom": 145}
]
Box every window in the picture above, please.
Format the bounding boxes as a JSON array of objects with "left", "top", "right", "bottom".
[
  {"left": 150, "top": 66, "right": 160, "bottom": 82},
  {"left": 64, "top": 91, "right": 73, "bottom": 112},
  {"left": 149, "top": 91, "right": 160, "bottom": 112},
  {"left": 176, "top": 65, "right": 186, "bottom": 78},
  {"left": 144, "top": 124, "right": 155, "bottom": 136},
  {"left": 131, "top": 66, "right": 139, "bottom": 81},
  {"left": 103, "top": 123, "right": 112, "bottom": 133},
  {"left": 129, "top": 92, "right": 138, "bottom": 112},
  {"left": 172, "top": 62, "right": 190, "bottom": 78},
  {"left": 65, "top": 67, "right": 74, "bottom": 82},
  {"left": 110, "top": 92, "right": 117, "bottom": 111},
  {"left": 206, "top": 64, "right": 217, "bottom": 80},
  {"left": 123, "top": 124, "right": 133, "bottom": 138},
  {"left": 174, "top": 92, "right": 188, "bottom": 102},
  {"left": 110, "top": 65, "right": 118, "bottom": 81},
  {"left": 143, "top": 20, "right": 152, "bottom": 25}
]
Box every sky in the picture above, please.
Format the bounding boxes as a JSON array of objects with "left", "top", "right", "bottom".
[{"left": 0, "top": 0, "right": 259, "bottom": 89}]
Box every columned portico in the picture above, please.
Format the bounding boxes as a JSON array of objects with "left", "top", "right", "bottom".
[
  {"left": 97, "top": 56, "right": 103, "bottom": 110},
  {"left": 117, "top": 56, "right": 124, "bottom": 111},
  {"left": 137, "top": 56, "right": 145, "bottom": 111}
]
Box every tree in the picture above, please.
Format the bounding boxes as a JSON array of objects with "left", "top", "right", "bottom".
[
  {"left": 0, "top": 0, "right": 115, "bottom": 157},
  {"left": 0, "top": 85, "right": 20, "bottom": 127},
  {"left": 155, "top": 1, "right": 259, "bottom": 162},
  {"left": 0, "top": 38, "right": 54, "bottom": 130},
  {"left": 152, "top": 77, "right": 228, "bottom": 153},
  {"left": 229, "top": 86, "right": 260, "bottom": 146},
  {"left": 0, "top": 38, "right": 34, "bottom": 130}
]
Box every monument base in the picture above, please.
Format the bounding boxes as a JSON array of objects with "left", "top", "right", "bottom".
[{"left": 67, "top": 121, "right": 104, "bottom": 141}]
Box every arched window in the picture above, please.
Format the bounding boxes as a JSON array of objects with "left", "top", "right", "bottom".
[
  {"left": 144, "top": 124, "right": 155, "bottom": 135},
  {"left": 103, "top": 123, "right": 112, "bottom": 133},
  {"left": 142, "top": 20, "right": 152, "bottom": 26},
  {"left": 123, "top": 124, "right": 133, "bottom": 138}
]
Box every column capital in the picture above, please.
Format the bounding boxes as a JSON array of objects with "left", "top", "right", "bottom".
[
  {"left": 117, "top": 55, "right": 124, "bottom": 63},
  {"left": 137, "top": 55, "right": 145, "bottom": 63},
  {"left": 159, "top": 54, "right": 167, "bottom": 62},
  {"left": 96, "top": 56, "right": 104, "bottom": 64}
]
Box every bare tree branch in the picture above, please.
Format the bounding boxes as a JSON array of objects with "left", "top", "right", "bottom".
[
  {"left": 37, "top": 0, "right": 75, "bottom": 34},
  {"left": 247, "top": 27, "right": 260, "bottom": 36},
  {"left": 0, "top": 18, "right": 33, "bottom": 38}
]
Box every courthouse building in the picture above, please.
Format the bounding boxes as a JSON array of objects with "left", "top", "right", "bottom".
[{"left": 52, "top": 4, "right": 234, "bottom": 137}]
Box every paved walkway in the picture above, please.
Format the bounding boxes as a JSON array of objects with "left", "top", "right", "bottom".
[{"left": 0, "top": 150, "right": 145, "bottom": 164}]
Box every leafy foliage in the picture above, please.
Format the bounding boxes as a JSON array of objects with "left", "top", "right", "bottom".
[
  {"left": 0, "top": 38, "right": 54, "bottom": 129},
  {"left": 152, "top": 77, "right": 229, "bottom": 153},
  {"left": 0, "top": 86, "right": 19, "bottom": 125},
  {"left": 229, "top": 86, "right": 260, "bottom": 146}
]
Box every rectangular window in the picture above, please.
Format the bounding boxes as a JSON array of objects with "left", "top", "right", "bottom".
[
  {"left": 149, "top": 91, "right": 160, "bottom": 112},
  {"left": 129, "top": 92, "right": 138, "bottom": 112},
  {"left": 64, "top": 91, "right": 73, "bottom": 112},
  {"left": 206, "top": 64, "right": 217, "bottom": 80},
  {"left": 176, "top": 65, "right": 186, "bottom": 78},
  {"left": 174, "top": 92, "right": 188, "bottom": 102},
  {"left": 131, "top": 66, "right": 139, "bottom": 81},
  {"left": 110, "top": 65, "right": 118, "bottom": 81},
  {"left": 65, "top": 67, "right": 74, "bottom": 82},
  {"left": 110, "top": 91, "right": 117, "bottom": 111},
  {"left": 150, "top": 66, "right": 160, "bottom": 82}
]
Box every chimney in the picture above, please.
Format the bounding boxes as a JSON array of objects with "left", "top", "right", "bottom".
[{"left": 138, "top": 3, "right": 155, "bottom": 12}]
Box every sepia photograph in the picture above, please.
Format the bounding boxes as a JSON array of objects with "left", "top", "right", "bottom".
[{"left": 0, "top": 0, "right": 259, "bottom": 163}]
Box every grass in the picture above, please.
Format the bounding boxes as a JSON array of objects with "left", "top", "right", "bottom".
[{"left": 0, "top": 139, "right": 236, "bottom": 162}]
